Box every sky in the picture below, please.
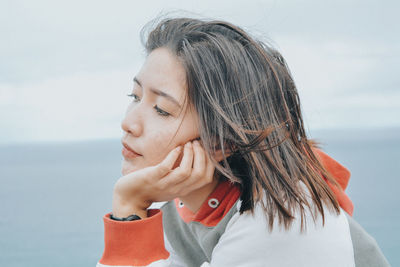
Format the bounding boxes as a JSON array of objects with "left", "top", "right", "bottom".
[{"left": 1, "top": 0, "right": 399, "bottom": 144}]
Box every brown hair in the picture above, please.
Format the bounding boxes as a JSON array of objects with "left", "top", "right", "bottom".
[{"left": 142, "top": 17, "right": 340, "bottom": 230}]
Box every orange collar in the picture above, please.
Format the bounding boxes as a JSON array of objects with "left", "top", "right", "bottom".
[{"left": 175, "top": 179, "right": 241, "bottom": 227}]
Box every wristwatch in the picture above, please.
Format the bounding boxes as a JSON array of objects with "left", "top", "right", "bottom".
[{"left": 110, "top": 213, "right": 141, "bottom": 221}]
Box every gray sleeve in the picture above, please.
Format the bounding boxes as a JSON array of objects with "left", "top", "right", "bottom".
[{"left": 346, "top": 213, "right": 391, "bottom": 267}]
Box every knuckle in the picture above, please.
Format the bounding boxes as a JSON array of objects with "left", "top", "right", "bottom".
[
  {"left": 174, "top": 168, "right": 183, "bottom": 178},
  {"left": 157, "top": 164, "right": 171, "bottom": 175},
  {"left": 190, "top": 173, "right": 200, "bottom": 182},
  {"left": 177, "top": 168, "right": 191, "bottom": 179}
]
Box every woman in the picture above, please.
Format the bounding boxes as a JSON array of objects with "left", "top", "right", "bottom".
[{"left": 97, "top": 17, "right": 389, "bottom": 266}]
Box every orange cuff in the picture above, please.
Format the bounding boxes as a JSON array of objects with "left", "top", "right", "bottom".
[{"left": 99, "top": 209, "right": 169, "bottom": 266}]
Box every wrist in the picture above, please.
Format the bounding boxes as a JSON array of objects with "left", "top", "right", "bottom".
[{"left": 112, "top": 193, "right": 150, "bottom": 219}]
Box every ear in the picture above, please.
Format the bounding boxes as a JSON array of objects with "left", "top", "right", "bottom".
[
  {"left": 213, "top": 146, "right": 234, "bottom": 162},
  {"left": 198, "top": 136, "right": 235, "bottom": 163}
]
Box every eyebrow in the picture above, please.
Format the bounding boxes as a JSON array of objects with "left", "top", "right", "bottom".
[{"left": 133, "top": 77, "right": 182, "bottom": 109}]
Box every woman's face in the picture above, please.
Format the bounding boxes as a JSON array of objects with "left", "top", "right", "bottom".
[{"left": 121, "top": 47, "right": 200, "bottom": 175}]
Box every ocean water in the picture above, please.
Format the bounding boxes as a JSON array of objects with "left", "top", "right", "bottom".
[{"left": 0, "top": 128, "right": 399, "bottom": 266}]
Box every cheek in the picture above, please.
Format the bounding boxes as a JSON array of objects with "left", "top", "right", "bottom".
[{"left": 145, "top": 125, "right": 180, "bottom": 165}]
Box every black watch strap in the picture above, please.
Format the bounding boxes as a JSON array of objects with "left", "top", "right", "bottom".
[{"left": 110, "top": 213, "right": 141, "bottom": 221}]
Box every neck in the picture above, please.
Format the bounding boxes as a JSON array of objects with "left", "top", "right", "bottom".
[{"left": 179, "top": 175, "right": 221, "bottom": 213}]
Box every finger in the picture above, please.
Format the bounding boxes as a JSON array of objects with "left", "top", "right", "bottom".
[
  {"left": 192, "top": 140, "right": 206, "bottom": 172},
  {"left": 202, "top": 149, "right": 216, "bottom": 185},
  {"left": 163, "top": 142, "right": 194, "bottom": 185},
  {"left": 197, "top": 149, "right": 216, "bottom": 183},
  {"left": 206, "top": 149, "right": 216, "bottom": 175},
  {"left": 178, "top": 147, "right": 216, "bottom": 195},
  {"left": 179, "top": 141, "right": 194, "bottom": 171},
  {"left": 154, "top": 146, "right": 183, "bottom": 176},
  {"left": 176, "top": 140, "right": 206, "bottom": 188}
]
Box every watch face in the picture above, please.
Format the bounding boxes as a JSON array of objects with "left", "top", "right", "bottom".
[
  {"left": 110, "top": 214, "right": 141, "bottom": 221},
  {"left": 125, "top": 214, "right": 141, "bottom": 221}
]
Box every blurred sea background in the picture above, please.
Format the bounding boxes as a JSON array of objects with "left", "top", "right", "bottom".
[{"left": 0, "top": 127, "right": 399, "bottom": 266}]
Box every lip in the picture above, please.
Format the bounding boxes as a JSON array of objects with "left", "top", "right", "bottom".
[{"left": 122, "top": 142, "right": 142, "bottom": 159}]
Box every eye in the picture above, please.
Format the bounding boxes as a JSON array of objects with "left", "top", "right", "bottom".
[
  {"left": 154, "top": 105, "right": 170, "bottom": 117},
  {"left": 127, "top": 93, "right": 170, "bottom": 117},
  {"left": 127, "top": 93, "right": 140, "bottom": 102}
]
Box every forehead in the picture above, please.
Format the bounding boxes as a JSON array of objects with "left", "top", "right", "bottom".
[{"left": 136, "top": 47, "right": 187, "bottom": 104}]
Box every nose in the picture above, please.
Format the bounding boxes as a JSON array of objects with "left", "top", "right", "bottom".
[{"left": 121, "top": 104, "right": 143, "bottom": 137}]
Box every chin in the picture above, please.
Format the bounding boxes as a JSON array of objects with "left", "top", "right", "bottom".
[{"left": 121, "top": 160, "right": 142, "bottom": 176}]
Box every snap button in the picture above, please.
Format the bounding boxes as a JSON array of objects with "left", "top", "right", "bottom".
[
  {"left": 208, "top": 198, "right": 219, "bottom": 208},
  {"left": 179, "top": 201, "right": 184, "bottom": 208}
]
